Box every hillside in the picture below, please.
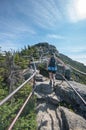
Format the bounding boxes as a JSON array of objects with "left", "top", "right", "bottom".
[
  {"left": 32, "top": 42, "right": 86, "bottom": 84},
  {"left": 0, "top": 42, "right": 86, "bottom": 87},
  {"left": 59, "top": 53, "right": 86, "bottom": 84},
  {"left": 59, "top": 53, "right": 86, "bottom": 73},
  {"left": 0, "top": 42, "right": 86, "bottom": 129}
]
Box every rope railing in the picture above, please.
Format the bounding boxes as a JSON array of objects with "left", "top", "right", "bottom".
[
  {"left": 0, "top": 57, "right": 37, "bottom": 129},
  {"left": 68, "top": 64, "right": 86, "bottom": 75},
  {"left": 0, "top": 57, "right": 37, "bottom": 106},
  {"left": 8, "top": 72, "right": 86, "bottom": 130},
  {"left": 59, "top": 73, "right": 86, "bottom": 106},
  {"left": 0, "top": 56, "right": 86, "bottom": 129},
  {"left": 8, "top": 84, "right": 36, "bottom": 130},
  {"left": 0, "top": 71, "right": 36, "bottom": 106}
]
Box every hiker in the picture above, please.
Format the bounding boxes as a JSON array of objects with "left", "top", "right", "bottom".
[{"left": 48, "top": 53, "right": 65, "bottom": 87}]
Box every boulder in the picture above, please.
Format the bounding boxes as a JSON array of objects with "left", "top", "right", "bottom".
[
  {"left": 35, "top": 74, "right": 44, "bottom": 82},
  {"left": 58, "top": 106, "right": 86, "bottom": 130},
  {"left": 55, "top": 81, "right": 86, "bottom": 118}
]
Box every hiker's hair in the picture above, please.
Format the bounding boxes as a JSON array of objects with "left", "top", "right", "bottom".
[{"left": 51, "top": 53, "right": 55, "bottom": 57}]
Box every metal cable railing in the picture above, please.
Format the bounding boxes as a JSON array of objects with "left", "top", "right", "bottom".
[
  {"left": 0, "top": 57, "right": 36, "bottom": 106},
  {"left": 59, "top": 73, "right": 86, "bottom": 106},
  {"left": 0, "top": 57, "right": 40, "bottom": 129},
  {"left": 0, "top": 71, "right": 36, "bottom": 106},
  {"left": 0, "top": 57, "right": 86, "bottom": 129},
  {"left": 8, "top": 85, "right": 36, "bottom": 130},
  {"left": 68, "top": 64, "right": 86, "bottom": 75},
  {"left": 32, "top": 52, "right": 86, "bottom": 105},
  {"left": 6, "top": 57, "right": 37, "bottom": 129},
  {"left": 8, "top": 72, "right": 86, "bottom": 130}
]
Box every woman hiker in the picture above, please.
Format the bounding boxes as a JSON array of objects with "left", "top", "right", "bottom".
[{"left": 48, "top": 53, "right": 65, "bottom": 87}]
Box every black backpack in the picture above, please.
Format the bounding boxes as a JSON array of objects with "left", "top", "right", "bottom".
[{"left": 49, "top": 56, "right": 56, "bottom": 67}]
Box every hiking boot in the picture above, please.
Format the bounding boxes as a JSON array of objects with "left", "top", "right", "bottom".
[{"left": 49, "top": 80, "right": 53, "bottom": 87}]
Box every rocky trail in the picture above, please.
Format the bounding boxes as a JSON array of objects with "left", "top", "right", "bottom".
[{"left": 34, "top": 74, "right": 86, "bottom": 130}]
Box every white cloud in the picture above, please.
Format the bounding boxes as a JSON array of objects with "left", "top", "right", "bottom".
[
  {"left": 0, "top": 32, "right": 16, "bottom": 40},
  {"left": 0, "top": 19, "right": 36, "bottom": 42},
  {"left": 75, "top": 0, "right": 86, "bottom": 20},
  {"left": 60, "top": 45, "right": 86, "bottom": 65},
  {"left": 5, "top": 20, "right": 36, "bottom": 34},
  {"left": 68, "top": 48, "right": 86, "bottom": 53},
  {"left": 60, "top": 48, "right": 86, "bottom": 65},
  {"left": 58, "top": 44, "right": 86, "bottom": 65},
  {"left": 0, "top": 40, "right": 19, "bottom": 51},
  {"left": 69, "top": 54, "right": 86, "bottom": 65},
  {"left": 47, "top": 34, "right": 65, "bottom": 39},
  {"left": 59, "top": 44, "right": 86, "bottom": 53},
  {"left": 38, "top": 0, "right": 86, "bottom": 24},
  {"left": 16, "top": 0, "right": 63, "bottom": 29},
  {"left": 67, "top": 0, "right": 86, "bottom": 22}
]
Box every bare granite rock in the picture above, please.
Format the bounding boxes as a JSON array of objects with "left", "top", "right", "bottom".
[
  {"left": 58, "top": 106, "right": 86, "bottom": 130},
  {"left": 35, "top": 80, "right": 86, "bottom": 130},
  {"left": 55, "top": 81, "right": 86, "bottom": 118}
]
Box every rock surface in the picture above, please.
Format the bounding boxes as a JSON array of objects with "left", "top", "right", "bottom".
[
  {"left": 55, "top": 81, "right": 86, "bottom": 118},
  {"left": 35, "top": 77, "right": 86, "bottom": 130}
]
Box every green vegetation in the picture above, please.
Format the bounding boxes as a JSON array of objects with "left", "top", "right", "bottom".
[
  {"left": 0, "top": 42, "right": 86, "bottom": 129},
  {"left": 0, "top": 49, "right": 37, "bottom": 130},
  {"left": 59, "top": 53, "right": 86, "bottom": 84},
  {"left": 0, "top": 84, "right": 37, "bottom": 130}
]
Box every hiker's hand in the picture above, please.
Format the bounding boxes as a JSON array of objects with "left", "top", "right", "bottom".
[{"left": 63, "top": 64, "right": 66, "bottom": 69}]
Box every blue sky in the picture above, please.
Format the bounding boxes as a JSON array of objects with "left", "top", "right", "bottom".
[{"left": 0, "top": 0, "right": 86, "bottom": 65}]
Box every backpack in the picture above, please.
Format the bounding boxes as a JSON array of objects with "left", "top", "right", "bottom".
[{"left": 49, "top": 56, "right": 56, "bottom": 67}]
